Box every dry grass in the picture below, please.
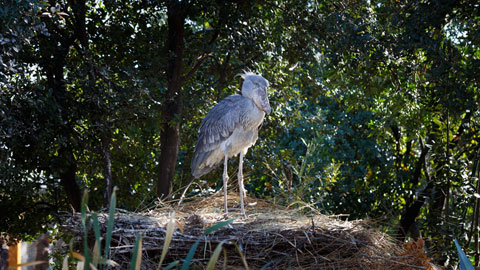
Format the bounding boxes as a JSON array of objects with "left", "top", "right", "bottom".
[{"left": 60, "top": 193, "right": 439, "bottom": 270}]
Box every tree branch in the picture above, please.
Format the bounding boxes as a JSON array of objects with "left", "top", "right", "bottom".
[{"left": 181, "top": 52, "right": 212, "bottom": 84}]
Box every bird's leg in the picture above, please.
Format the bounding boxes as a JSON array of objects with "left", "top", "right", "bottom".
[
  {"left": 238, "top": 152, "right": 246, "bottom": 218},
  {"left": 223, "top": 154, "right": 229, "bottom": 215}
]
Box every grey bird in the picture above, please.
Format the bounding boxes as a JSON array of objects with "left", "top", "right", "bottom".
[{"left": 191, "top": 72, "right": 271, "bottom": 217}]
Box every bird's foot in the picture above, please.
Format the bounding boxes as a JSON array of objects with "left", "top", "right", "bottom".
[{"left": 232, "top": 204, "right": 247, "bottom": 218}]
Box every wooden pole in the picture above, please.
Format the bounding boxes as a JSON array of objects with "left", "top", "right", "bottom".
[{"left": 8, "top": 241, "right": 21, "bottom": 269}]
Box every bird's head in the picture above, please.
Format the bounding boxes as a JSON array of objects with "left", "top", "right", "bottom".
[{"left": 240, "top": 72, "right": 272, "bottom": 114}]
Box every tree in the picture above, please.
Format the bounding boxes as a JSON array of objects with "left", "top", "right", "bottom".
[
  {"left": 156, "top": 0, "right": 186, "bottom": 198},
  {"left": 2, "top": 1, "right": 480, "bottom": 266}
]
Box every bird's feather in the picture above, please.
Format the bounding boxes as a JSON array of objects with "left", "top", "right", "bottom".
[{"left": 191, "top": 94, "right": 259, "bottom": 178}]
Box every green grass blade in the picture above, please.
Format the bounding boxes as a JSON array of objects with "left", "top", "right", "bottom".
[
  {"left": 157, "top": 212, "right": 176, "bottom": 270},
  {"left": 454, "top": 238, "right": 475, "bottom": 270},
  {"left": 182, "top": 219, "right": 235, "bottom": 270},
  {"left": 164, "top": 261, "right": 179, "bottom": 270},
  {"left": 203, "top": 218, "right": 235, "bottom": 235},
  {"left": 206, "top": 241, "right": 225, "bottom": 270},
  {"left": 81, "top": 190, "right": 91, "bottom": 270},
  {"left": 83, "top": 216, "right": 92, "bottom": 270},
  {"left": 91, "top": 213, "right": 101, "bottom": 267},
  {"left": 260, "top": 262, "right": 272, "bottom": 270},
  {"left": 130, "top": 234, "right": 142, "bottom": 270},
  {"left": 104, "top": 187, "right": 117, "bottom": 260},
  {"left": 182, "top": 239, "right": 201, "bottom": 270}
]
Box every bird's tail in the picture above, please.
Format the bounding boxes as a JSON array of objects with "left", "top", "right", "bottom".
[
  {"left": 181, "top": 149, "right": 221, "bottom": 206},
  {"left": 191, "top": 150, "right": 221, "bottom": 178}
]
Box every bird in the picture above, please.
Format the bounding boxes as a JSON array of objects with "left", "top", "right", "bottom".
[{"left": 190, "top": 72, "right": 271, "bottom": 217}]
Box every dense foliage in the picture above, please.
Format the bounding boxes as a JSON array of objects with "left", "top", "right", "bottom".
[{"left": 1, "top": 0, "right": 479, "bottom": 266}]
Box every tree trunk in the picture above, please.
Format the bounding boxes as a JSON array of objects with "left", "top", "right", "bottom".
[
  {"left": 58, "top": 147, "right": 82, "bottom": 211},
  {"left": 397, "top": 135, "right": 433, "bottom": 241},
  {"left": 40, "top": 7, "right": 82, "bottom": 211},
  {"left": 102, "top": 136, "right": 113, "bottom": 207},
  {"left": 59, "top": 168, "right": 81, "bottom": 211},
  {"left": 397, "top": 111, "right": 472, "bottom": 241},
  {"left": 156, "top": 1, "right": 185, "bottom": 199}
]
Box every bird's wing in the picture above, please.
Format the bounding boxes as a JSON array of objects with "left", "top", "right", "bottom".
[
  {"left": 198, "top": 95, "right": 251, "bottom": 151},
  {"left": 191, "top": 95, "right": 252, "bottom": 178}
]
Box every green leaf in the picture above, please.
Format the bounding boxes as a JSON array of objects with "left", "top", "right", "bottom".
[
  {"left": 203, "top": 218, "right": 235, "bottom": 235},
  {"left": 91, "top": 213, "right": 101, "bottom": 267},
  {"left": 454, "top": 238, "right": 474, "bottom": 270},
  {"left": 81, "top": 191, "right": 91, "bottom": 270},
  {"left": 164, "top": 261, "right": 180, "bottom": 270},
  {"left": 432, "top": 117, "right": 443, "bottom": 128},
  {"left": 261, "top": 262, "right": 273, "bottom": 270},
  {"left": 182, "top": 219, "right": 234, "bottom": 270},
  {"left": 130, "top": 234, "right": 142, "bottom": 270},
  {"left": 181, "top": 239, "right": 201, "bottom": 270},
  {"left": 83, "top": 218, "right": 91, "bottom": 270}
]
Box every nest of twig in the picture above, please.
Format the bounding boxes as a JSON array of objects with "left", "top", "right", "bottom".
[{"left": 60, "top": 193, "right": 439, "bottom": 270}]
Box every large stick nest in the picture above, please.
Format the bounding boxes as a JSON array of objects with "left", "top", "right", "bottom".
[{"left": 60, "top": 193, "right": 440, "bottom": 270}]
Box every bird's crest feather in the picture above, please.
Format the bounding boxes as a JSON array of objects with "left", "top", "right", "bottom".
[{"left": 236, "top": 70, "right": 257, "bottom": 80}]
